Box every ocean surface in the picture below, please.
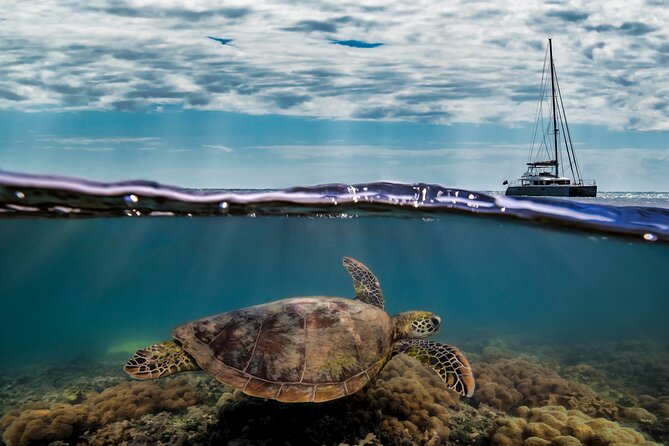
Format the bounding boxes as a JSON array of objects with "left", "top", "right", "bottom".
[{"left": 0, "top": 171, "right": 668, "bottom": 445}]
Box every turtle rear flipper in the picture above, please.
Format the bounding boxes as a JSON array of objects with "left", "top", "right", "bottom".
[
  {"left": 392, "top": 339, "right": 475, "bottom": 397},
  {"left": 124, "top": 340, "right": 201, "bottom": 380}
]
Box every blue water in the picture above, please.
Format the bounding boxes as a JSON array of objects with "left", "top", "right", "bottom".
[
  {"left": 1, "top": 211, "right": 667, "bottom": 366},
  {"left": 0, "top": 171, "right": 668, "bottom": 445}
]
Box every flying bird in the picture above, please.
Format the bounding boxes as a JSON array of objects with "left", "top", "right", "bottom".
[
  {"left": 330, "top": 40, "right": 384, "bottom": 49},
  {"left": 207, "top": 36, "right": 234, "bottom": 46}
]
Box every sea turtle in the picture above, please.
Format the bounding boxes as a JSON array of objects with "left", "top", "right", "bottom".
[{"left": 124, "top": 257, "right": 475, "bottom": 402}]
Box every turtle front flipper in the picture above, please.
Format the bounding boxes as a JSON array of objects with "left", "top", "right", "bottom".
[
  {"left": 124, "top": 340, "right": 201, "bottom": 380},
  {"left": 342, "top": 257, "right": 385, "bottom": 309},
  {"left": 392, "top": 339, "right": 475, "bottom": 397}
]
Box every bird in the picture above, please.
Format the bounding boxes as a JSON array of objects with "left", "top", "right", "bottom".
[
  {"left": 330, "top": 39, "right": 383, "bottom": 49},
  {"left": 207, "top": 36, "right": 234, "bottom": 46}
]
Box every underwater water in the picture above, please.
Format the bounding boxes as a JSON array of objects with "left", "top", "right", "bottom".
[{"left": 0, "top": 172, "right": 668, "bottom": 446}]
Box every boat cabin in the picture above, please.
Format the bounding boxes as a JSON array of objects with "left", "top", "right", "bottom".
[
  {"left": 519, "top": 162, "right": 571, "bottom": 186},
  {"left": 520, "top": 177, "right": 571, "bottom": 186}
]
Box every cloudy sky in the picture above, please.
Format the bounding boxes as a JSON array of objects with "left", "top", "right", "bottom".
[{"left": 1, "top": 0, "right": 668, "bottom": 190}]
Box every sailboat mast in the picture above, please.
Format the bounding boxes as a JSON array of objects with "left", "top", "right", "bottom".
[{"left": 549, "top": 38, "right": 559, "bottom": 177}]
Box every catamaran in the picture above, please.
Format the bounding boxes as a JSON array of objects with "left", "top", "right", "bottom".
[{"left": 505, "top": 39, "right": 597, "bottom": 197}]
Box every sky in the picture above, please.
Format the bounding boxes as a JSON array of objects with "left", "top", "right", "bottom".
[{"left": 0, "top": 0, "right": 668, "bottom": 191}]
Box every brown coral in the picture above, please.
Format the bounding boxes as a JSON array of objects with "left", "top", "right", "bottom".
[
  {"left": 0, "top": 378, "right": 201, "bottom": 446},
  {"left": 362, "top": 355, "right": 458, "bottom": 441},
  {"left": 0, "top": 403, "right": 77, "bottom": 446},
  {"left": 491, "top": 405, "right": 662, "bottom": 446},
  {"left": 638, "top": 395, "right": 669, "bottom": 419},
  {"left": 1, "top": 356, "right": 468, "bottom": 446},
  {"left": 473, "top": 357, "right": 618, "bottom": 418},
  {"left": 213, "top": 355, "right": 462, "bottom": 445}
]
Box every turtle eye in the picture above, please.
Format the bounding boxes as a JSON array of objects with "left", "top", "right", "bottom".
[{"left": 430, "top": 316, "right": 441, "bottom": 328}]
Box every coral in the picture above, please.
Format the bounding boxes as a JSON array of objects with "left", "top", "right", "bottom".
[
  {"left": 212, "top": 355, "right": 463, "bottom": 445},
  {"left": 0, "top": 403, "right": 77, "bottom": 446},
  {"left": 446, "top": 400, "right": 499, "bottom": 446},
  {"left": 340, "top": 432, "right": 381, "bottom": 445},
  {"left": 462, "top": 336, "right": 669, "bottom": 401},
  {"left": 85, "top": 378, "right": 199, "bottom": 424},
  {"left": 620, "top": 407, "right": 657, "bottom": 424},
  {"left": 490, "top": 405, "right": 662, "bottom": 446},
  {"left": 362, "top": 355, "right": 456, "bottom": 442},
  {"left": 1, "top": 356, "right": 470, "bottom": 446},
  {"left": 0, "top": 378, "right": 201, "bottom": 446},
  {"left": 4, "top": 338, "right": 665, "bottom": 446},
  {"left": 473, "top": 357, "right": 618, "bottom": 418},
  {"left": 83, "top": 405, "right": 217, "bottom": 446},
  {"left": 638, "top": 395, "right": 669, "bottom": 419},
  {"left": 563, "top": 341, "right": 669, "bottom": 397},
  {"left": 0, "top": 359, "right": 126, "bottom": 418}
]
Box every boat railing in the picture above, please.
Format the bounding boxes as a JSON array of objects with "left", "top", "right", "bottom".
[{"left": 576, "top": 179, "right": 597, "bottom": 186}]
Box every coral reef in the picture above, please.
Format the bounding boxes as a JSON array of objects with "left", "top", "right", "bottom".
[
  {"left": 2, "top": 337, "right": 668, "bottom": 446},
  {"left": 472, "top": 357, "right": 618, "bottom": 419},
  {"left": 0, "top": 355, "right": 481, "bottom": 446},
  {"left": 491, "top": 405, "right": 662, "bottom": 446},
  {"left": 638, "top": 395, "right": 669, "bottom": 419},
  {"left": 0, "top": 358, "right": 125, "bottom": 417},
  {"left": 462, "top": 335, "right": 669, "bottom": 401},
  {"left": 211, "top": 355, "right": 465, "bottom": 445},
  {"left": 0, "top": 378, "right": 201, "bottom": 446},
  {"left": 82, "top": 405, "right": 217, "bottom": 446},
  {"left": 564, "top": 341, "right": 669, "bottom": 397}
]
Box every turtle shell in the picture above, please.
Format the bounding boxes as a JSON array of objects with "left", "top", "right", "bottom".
[{"left": 172, "top": 296, "right": 393, "bottom": 403}]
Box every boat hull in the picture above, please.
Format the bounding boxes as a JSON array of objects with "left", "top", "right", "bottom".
[{"left": 505, "top": 185, "right": 597, "bottom": 197}]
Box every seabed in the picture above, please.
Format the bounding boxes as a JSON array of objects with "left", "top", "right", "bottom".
[{"left": 1, "top": 336, "right": 667, "bottom": 446}]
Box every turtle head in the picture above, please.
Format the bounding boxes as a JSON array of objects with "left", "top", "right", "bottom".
[{"left": 393, "top": 311, "right": 441, "bottom": 340}]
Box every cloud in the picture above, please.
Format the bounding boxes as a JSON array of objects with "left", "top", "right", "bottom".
[
  {"left": 285, "top": 20, "right": 339, "bottom": 33},
  {"left": 60, "top": 146, "right": 116, "bottom": 152},
  {"left": 353, "top": 106, "right": 451, "bottom": 122},
  {"left": 203, "top": 144, "right": 234, "bottom": 153},
  {"left": 0, "top": 88, "right": 27, "bottom": 101},
  {"left": 111, "top": 100, "right": 143, "bottom": 111},
  {"left": 618, "top": 21, "right": 657, "bottom": 35},
  {"left": 610, "top": 75, "right": 635, "bottom": 87},
  {"left": 255, "top": 144, "right": 527, "bottom": 160},
  {"left": 34, "top": 136, "right": 162, "bottom": 153},
  {"left": 266, "top": 92, "right": 311, "bottom": 108},
  {"left": 586, "top": 22, "right": 657, "bottom": 35},
  {"left": 37, "top": 136, "right": 161, "bottom": 145},
  {"left": 94, "top": 4, "right": 252, "bottom": 21},
  {"left": 546, "top": 10, "right": 589, "bottom": 22},
  {"left": 126, "top": 87, "right": 189, "bottom": 99},
  {"left": 583, "top": 42, "right": 605, "bottom": 60},
  {"left": 1, "top": 0, "right": 668, "bottom": 130}
]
